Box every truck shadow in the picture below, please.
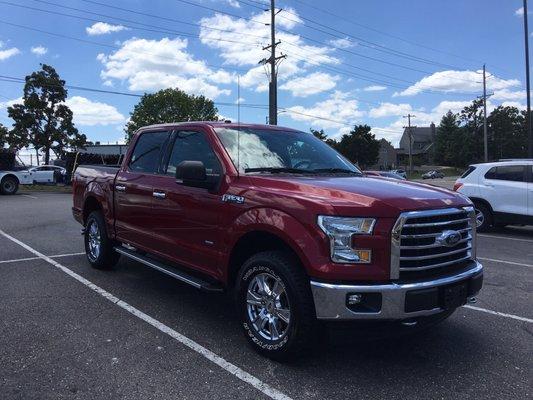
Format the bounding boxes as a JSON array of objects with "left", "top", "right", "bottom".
[{"left": 109, "top": 257, "right": 493, "bottom": 395}]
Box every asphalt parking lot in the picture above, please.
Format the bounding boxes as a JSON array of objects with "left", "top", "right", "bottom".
[{"left": 1, "top": 192, "right": 531, "bottom": 400}]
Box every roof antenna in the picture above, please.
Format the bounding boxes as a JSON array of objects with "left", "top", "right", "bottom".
[{"left": 237, "top": 74, "right": 241, "bottom": 178}]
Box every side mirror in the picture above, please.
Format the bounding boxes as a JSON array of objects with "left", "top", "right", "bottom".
[{"left": 176, "top": 160, "right": 216, "bottom": 190}]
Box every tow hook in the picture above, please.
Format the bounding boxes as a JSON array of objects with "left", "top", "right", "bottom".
[
  {"left": 401, "top": 320, "right": 418, "bottom": 327},
  {"left": 468, "top": 297, "right": 477, "bottom": 304},
  {"left": 80, "top": 227, "right": 86, "bottom": 235}
]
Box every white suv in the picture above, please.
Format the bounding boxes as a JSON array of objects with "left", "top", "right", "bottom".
[{"left": 453, "top": 160, "right": 533, "bottom": 231}]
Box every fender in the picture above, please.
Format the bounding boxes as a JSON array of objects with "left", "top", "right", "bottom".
[
  {"left": 221, "top": 207, "right": 328, "bottom": 280},
  {"left": 83, "top": 180, "right": 115, "bottom": 237}
]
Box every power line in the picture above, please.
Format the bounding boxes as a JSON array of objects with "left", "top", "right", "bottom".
[
  {"left": 0, "top": 75, "right": 403, "bottom": 133},
  {"left": 0, "top": 20, "right": 251, "bottom": 75},
  {"left": 286, "top": 0, "right": 509, "bottom": 73},
  {"left": 2, "top": 1, "right": 264, "bottom": 48}
]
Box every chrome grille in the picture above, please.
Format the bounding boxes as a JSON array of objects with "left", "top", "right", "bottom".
[{"left": 391, "top": 207, "right": 476, "bottom": 280}]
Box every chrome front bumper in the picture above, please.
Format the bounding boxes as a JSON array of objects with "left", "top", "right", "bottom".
[{"left": 310, "top": 261, "right": 483, "bottom": 320}]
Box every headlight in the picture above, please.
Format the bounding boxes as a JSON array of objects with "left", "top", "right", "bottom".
[{"left": 317, "top": 216, "right": 375, "bottom": 264}]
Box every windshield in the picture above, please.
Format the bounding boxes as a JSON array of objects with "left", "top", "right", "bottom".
[{"left": 214, "top": 128, "right": 361, "bottom": 174}]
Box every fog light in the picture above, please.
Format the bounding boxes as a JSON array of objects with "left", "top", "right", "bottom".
[{"left": 347, "top": 294, "right": 363, "bottom": 305}]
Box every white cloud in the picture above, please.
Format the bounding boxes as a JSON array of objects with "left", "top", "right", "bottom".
[
  {"left": 328, "top": 37, "right": 354, "bottom": 49},
  {"left": 65, "top": 96, "right": 125, "bottom": 126},
  {"left": 280, "top": 72, "right": 339, "bottom": 97},
  {"left": 491, "top": 89, "right": 526, "bottom": 101},
  {"left": 431, "top": 100, "right": 472, "bottom": 116},
  {"left": 0, "top": 42, "right": 20, "bottom": 61},
  {"left": 97, "top": 37, "right": 232, "bottom": 98},
  {"left": 363, "top": 85, "right": 387, "bottom": 92},
  {"left": 30, "top": 46, "right": 48, "bottom": 56},
  {"left": 515, "top": 7, "right": 524, "bottom": 16},
  {"left": 198, "top": 9, "right": 338, "bottom": 92},
  {"left": 369, "top": 102, "right": 413, "bottom": 118},
  {"left": 394, "top": 70, "right": 520, "bottom": 97},
  {"left": 86, "top": 22, "right": 128, "bottom": 36},
  {"left": 284, "top": 91, "right": 364, "bottom": 134},
  {"left": 0, "top": 97, "right": 23, "bottom": 111}
]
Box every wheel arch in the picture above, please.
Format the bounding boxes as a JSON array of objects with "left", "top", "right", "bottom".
[
  {"left": 82, "top": 195, "right": 103, "bottom": 223},
  {"left": 1, "top": 173, "right": 20, "bottom": 185},
  {"left": 469, "top": 197, "right": 493, "bottom": 213},
  {"left": 226, "top": 230, "right": 307, "bottom": 290}
]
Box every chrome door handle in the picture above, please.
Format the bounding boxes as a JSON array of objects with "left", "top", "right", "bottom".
[
  {"left": 115, "top": 184, "right": 126, "bottom": 192},
  {"left": 153, "top": 191, "right": 166, "bottom": 199}
]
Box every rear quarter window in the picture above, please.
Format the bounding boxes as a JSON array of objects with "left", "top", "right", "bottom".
[{"left": 461, "top": 166, "right": 476, "bottom": 179}]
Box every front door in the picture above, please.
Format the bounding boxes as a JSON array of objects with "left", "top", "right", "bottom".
[
  {"left": 114, "top": 130, "right": 171, "bottom": 249},
  {"left": 150, "top": 130, "right": 224, "bottom": 278}
]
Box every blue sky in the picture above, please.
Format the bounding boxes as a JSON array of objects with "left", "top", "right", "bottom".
[{"left": 0, "top": 0, "right": 529, "bottom": 147}]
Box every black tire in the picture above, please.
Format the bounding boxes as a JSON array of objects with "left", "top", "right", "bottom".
[
  {"left": 0, "top": 176, "right": 19, "bottom": 195},
  {"left": 84, "top": 211, "right": 120, "bottom": 269},
  {"left": 473, "top": 202, "right": 492, "bottom": 232},
  {"left": 236, "top": 250, "right": 317, "bottom": 360}
]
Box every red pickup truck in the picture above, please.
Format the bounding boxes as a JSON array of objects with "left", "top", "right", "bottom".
[{"left": 73, "top": 122, "right": 483, "bottom": 359}]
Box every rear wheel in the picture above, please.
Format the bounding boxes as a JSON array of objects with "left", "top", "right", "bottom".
[
  {"left": 237, "top": 251, "right": 317, "bottom": 360},
  {"left": 84, "top": 211, "right": 120, "bottom": 269},
  {"left": 0, "top": 176, "right": 19, "bottom": 195},
  {"left": 473, "top": 202, "right": 492, "bottom": 232}
]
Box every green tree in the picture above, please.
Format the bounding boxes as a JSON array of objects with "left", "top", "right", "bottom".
[
  {"left": 310, "top": 128, "right": 338, "bottom": 147},
  {"left": 457, "top": 99, "right": 484, "bottom": 165},
  {"left": 7, "top": 64, "right": 86, "bottom": 164},
  {"left": 488, "top": 106, "right": 526, "bottom": 159},
  {"left": 0, "top": 124, "right": 7, "bottom": 148},
  {"left": 125, "top": 88, "right": 219, "bottom": 140},
  {"left": 435, "top": 111, "right": 461, "bottom": 166},
  {"left": 336, "top": 124, "right": 380, "bottom": 168}
]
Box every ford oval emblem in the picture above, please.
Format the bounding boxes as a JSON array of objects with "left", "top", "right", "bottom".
[{"left": 436, "top": 230, "right": 462, "bottom": 247}]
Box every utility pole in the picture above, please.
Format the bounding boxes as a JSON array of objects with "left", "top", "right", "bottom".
[
  {"left": 482, "top": 64, "right": 489, "bottom": 162},
  {"left": 260, "top": 0, "right": 285, "bottom": 125},
  {"left": 524, "top": 0, "right": 533, "bottom": 157},
  {"left": 403, "top": 114, "right": 415, "bottom": 176}
]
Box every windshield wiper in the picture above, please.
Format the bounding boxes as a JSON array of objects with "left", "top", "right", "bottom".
[
  {"left": 244, "top": 167, "right": 312, "bottom": 174},
  {"left": 311, "top": 168, "right": 362, "bottom": 175}
]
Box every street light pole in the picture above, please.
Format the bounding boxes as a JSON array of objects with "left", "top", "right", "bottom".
[
  {"left": 483, "top": 64, "right": 489, "bottom": 162},
  {"left": 524, "top": 0, "right": 532, "bottom": 157}
]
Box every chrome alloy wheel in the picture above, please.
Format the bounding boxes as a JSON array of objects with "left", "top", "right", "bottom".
[
  {"left": 475, "top": 208, "right": 485, "bottom": 228},
  {"left": 246, "top": 272, "right": 291, "bottom": 341},
  {"left": 87, "top": 220, "right": 101, "bottom": 262}
]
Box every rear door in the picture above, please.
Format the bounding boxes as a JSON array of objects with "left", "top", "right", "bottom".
[
  {"left": 482, "top": 164, "right": 528, "bottom": 216},
  {"left": 150, "top": 129, "right": 224, "bottom": 277},
  {"left": 114, "top": 130, "right": 171, "bottom": 249}
]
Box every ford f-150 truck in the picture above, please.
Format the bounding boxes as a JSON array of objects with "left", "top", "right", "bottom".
[{"left": 72, "top": 122, "right": 483, "bottom": 359}]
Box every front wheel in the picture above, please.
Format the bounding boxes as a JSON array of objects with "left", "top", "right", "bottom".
[
  {"left": 237, "top": 251, "right": 317, "bottom": 360},
  {"left": 84, "top": 211, "right": 120, "bottom": 269}
]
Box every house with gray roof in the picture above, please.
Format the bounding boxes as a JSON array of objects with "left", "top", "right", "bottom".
[{"left": 396, "top": 122, "right": 436, "bottom": 165}]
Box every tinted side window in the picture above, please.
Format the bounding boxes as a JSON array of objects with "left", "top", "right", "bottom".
[
  {"left": 485, "top": 165, "right": 525, "bottom": 182},
  {"left": 129, "top": 131, "right": 170, "bottom": 173},
  {"left": 166, "top": 131, "right": 221, "bottom": 177}
]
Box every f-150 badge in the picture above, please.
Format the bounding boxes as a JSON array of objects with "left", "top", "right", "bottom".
[{"left": 222, "top": 194, "right": 245, "bottom": 204}]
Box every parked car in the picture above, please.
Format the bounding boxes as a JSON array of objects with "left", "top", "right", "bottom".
[
  {"left": 390, "top": 169, "right": 407, "bottom": 178},
  {"left": 73, "top": 122, "right": 483, "bottom": 359},
  {"left": 422, "top": 170, "right": 445, "bottom": 179},
  {"left": 0, "top": 169, "right": 34, "bottom": 195},
  {"left": 453, "top": 160, "right": 533, "bottom": 231},
  {"left": 29, "top": 165, "right": 66, "bottom": 184},
  {"left": 364, "top": 170, "right": 406, "bottom": 180}
]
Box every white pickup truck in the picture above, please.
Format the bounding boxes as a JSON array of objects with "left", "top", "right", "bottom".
[{"left": 0, "top": 168, "right": 54, "bottom": 195}]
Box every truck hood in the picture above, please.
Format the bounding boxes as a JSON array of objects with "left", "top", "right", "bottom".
[{"left": 249, "top": 175, "right": 470, "bottom": 217}]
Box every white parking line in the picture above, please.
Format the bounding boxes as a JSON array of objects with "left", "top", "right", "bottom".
[
  {"left": 478, "top": 257, "right": 533, "bottom": 268},
  {"left": 478, "top": 234, "right": 533, "bottom": 243},
  {"left": 0, "top": 252, "right": 85, "bottom": 265},
  {"left": 464, "top": 305, "right": 533, "bottom": 323},
  {"left": 21, "top": 194, "right": 38, "bottom": 199},
  {"left": 0, "top": 229, "right": 292, "bottom": 400}
]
